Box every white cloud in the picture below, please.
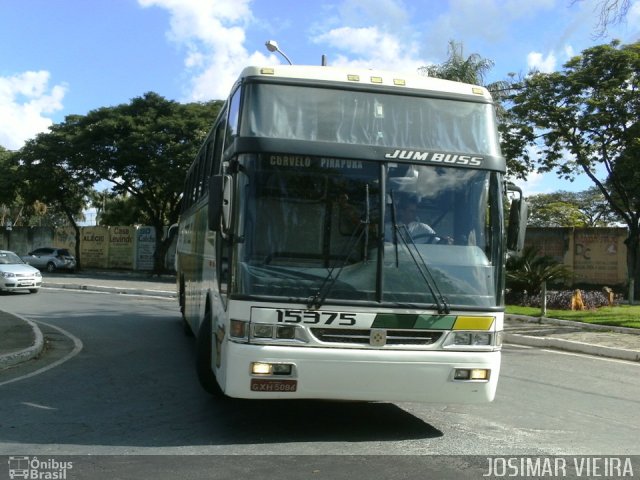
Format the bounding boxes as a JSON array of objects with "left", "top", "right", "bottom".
[
  {"left": 139, "top": 0, "right": 431, "bottom": 99},
  {"left": 138, "top": 0, "right": 270, "bottom": 101},
  {"left": 527, "top": 51, "right": 557, "bottom": 73},
  {"left": 313, "top": 26, "right": 426, "bottom": 72},
  {"left": 0, "top": 71, "right": 66, "bottom": 150}
]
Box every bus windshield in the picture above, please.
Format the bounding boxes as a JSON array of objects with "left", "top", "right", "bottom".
[
  {"left": 235, "top": 154, "right": 503, "bottom": 308},
  {"left": 242, "top": 83, "right": 501, "bottom": 156}
]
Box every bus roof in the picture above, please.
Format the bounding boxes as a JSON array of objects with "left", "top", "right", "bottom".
[{"left": 238, "top": 65, "right": 493, "bottom": 101}]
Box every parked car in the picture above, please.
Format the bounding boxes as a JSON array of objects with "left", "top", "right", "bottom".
[
  {"left": 21, "top": 247, "right": 76, "bottom": 273},
  {"left": 0, "top": 250, "right": 42, "bottom": 293}
]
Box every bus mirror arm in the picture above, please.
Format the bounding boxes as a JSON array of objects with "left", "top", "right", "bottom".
[
  {"left": 208, "top": 175, "right": 225, "bottom": 231},
  {"left": 506, "top": 183, "right": 528, "bottom": 256}
]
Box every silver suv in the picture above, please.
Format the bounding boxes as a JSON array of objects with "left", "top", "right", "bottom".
[{"left": 22, "top": 247, "right": 76, "bottom": 273}]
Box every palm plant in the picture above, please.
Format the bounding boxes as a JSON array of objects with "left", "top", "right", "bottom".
[{"left": 506, "top": 246, "right": 572, "bottom": 295}]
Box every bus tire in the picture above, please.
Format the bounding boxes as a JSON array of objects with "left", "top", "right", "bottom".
[{"left": 196, "top": 311, "right": 224, "bottom": 397}]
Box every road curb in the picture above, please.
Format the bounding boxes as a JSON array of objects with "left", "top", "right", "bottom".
[
  {"left": 0, "top": 313, "right": 45, "bottom": 370},
  {"left": 504, "top": 332, "right": 640, "bottom": 362},
  {"left": 43, "top": 283, "right": 176, "bottom": 298},
  {"left": 506, "top": 314, "right": 640, "bottom": 335}
]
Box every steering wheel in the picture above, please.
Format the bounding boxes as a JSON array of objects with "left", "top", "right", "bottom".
[{"left": 411, "top": 232, "right": 437, "bottom": 244}]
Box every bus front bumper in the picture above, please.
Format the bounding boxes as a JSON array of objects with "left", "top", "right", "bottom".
[{"left": 222, "top": 343, "right": 501, "bottom": 403}]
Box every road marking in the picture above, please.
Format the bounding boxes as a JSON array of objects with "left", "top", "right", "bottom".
[
  {"left": 506, "top": 342, "right": 639, "bottom": 365},
  {"left": 0, "top": 320, "right": 83, "bottom": 387},
  {"left": 42, "top": 286, "right": 175, "bottom": 300},
  {"left": 540, "top": 347, "right": 640, "bottom": 366},
  {"left": 22, "top": 402, "right": 57, "bottom": 410},
  {"left": 504, "top": 344, "right": 534, "bottom": 349}
]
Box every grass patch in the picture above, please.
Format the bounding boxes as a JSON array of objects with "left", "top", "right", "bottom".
[{"left": 506, "top": 305, "right": 640, "bottom": 329}]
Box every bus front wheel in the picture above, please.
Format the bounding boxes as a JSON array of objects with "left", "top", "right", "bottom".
[{"left": 196, "top": 312, "right": 225, "bottom": 397}]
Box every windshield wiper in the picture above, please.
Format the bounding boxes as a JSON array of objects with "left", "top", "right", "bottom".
[
  {"left": 392, "top": 217, "right": 450, "bottom": 315},
  {"left": 307, "top": 185, "right": 371, "bottom": 309},
  {"left": 389, "top": 190, "right": 399, "bottom": 267}
]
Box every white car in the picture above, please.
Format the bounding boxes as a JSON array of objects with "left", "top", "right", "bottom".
[
  {"left": 0, "top": 250, "right": 42, "bottom": 294},
  {"left": 21, "top": 247, "right": 76, "bottom": 273}
]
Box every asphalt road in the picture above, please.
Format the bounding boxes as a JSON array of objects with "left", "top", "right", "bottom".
[{"left": 0, "top": 288, "right": 639, "bottom": 478}]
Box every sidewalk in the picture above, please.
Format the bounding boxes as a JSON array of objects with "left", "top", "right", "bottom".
[
  {"left": 39, "top": 269, "right": 177, "bottom": 298},
  {"left": 1, "top": 272, "right": 639, "bottom": 371},
  {"left": 504, "top": 315, "right": 640, "bottom": 362}
]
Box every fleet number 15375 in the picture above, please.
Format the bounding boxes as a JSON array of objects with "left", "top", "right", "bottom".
[{"left": 276, "top": 310, "right": 356, "bottom": 326}]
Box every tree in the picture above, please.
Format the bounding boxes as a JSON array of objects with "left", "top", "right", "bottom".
[
  {"left": 527, "top": 188, "right": 619, "bottom": 227},
  {"left": 2, "top": 145, "right": 82, "bottom": 229},
  {"left": 572, "top": 0, "right": 632, "bottom": 37},
  {"left": 73, "top": 93, "right": 222, "bottom": 272},
  {"left": 508, "top": 40, "right": 640, "bottom": 293},
  {"left": 0, "top": 146, "right": 18, "bottom": 228},
  {"left": 0, "top": 146, "right": 32, "bottom": 228},
  {"left": 89, "top": 190, "right": 149, "bottom": 227},
  {"left": 420, "top": 40, "right": 528, "bottom": 179},
  {"left": 17, "top": 118, "right": 96, "bottom": 266},
  {"left": 527, "top": 193, "right": 587, "bottom": 227},
  {"left": 420, "top": 40, "right": 498, "bottom": 86}
]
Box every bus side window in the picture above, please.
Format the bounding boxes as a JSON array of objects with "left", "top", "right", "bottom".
[
  {"left": 212, "top": 118, "right": 225, "bottom": 175},
  {"left": 226, "top": 87, "right": 241, "bottom": 146}
]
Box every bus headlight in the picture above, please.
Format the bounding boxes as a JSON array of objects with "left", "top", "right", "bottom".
[
  {"left": 253, "top": 324, "right": 274, "bottom": 338},
  {"left": 276, "top": 326, "right": 296, "bottom": 339},
  {"left": 453, "top": 332, "right": 472, "bottom": 345},
  {"left": 251, "top": 362, "right": 294, "bottom": 376},
  {"left": 472, "top": 333, "right": 492, "bottom": 346},
  {"left": 248, "top": 323, "right": 307, "bottom": 343},
  {"left": 444, "top": 331, "right": 496, "bottom": 348}
]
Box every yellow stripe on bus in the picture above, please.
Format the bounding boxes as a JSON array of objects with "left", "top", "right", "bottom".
[{"left": 453, "top": 316, "right": 494, "bottom": 330}]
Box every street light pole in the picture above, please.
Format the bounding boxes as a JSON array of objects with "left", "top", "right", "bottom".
[{"left": 265, "top": 40, "right": 293, "bottom": 65}]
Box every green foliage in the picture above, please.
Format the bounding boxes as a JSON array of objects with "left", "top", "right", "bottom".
[
  {"left": 73, "top": 92, "right": 222, "bottom": 229},
  {"left": 12, "top": 91, "right": 222, "bottom": 271},
  {"left": 506, "top": 304, "right": 640, "bottom": 329},
  {"left": 526, "top": 188, "right": 619, "bottom": 227},
  {"left": 506, "top": 246, "right": 572, "bottom": 295},
  {"left": 508, "top": 40, "right": 640, "bottom": 286},
  {"left": 17, "top": 120, "right": 95, "bottom": 228},
  {"left": 0, "top": 147, "right": 16, "bottom": 204},
  {"left": 420, "top": 40, "right": 497, "bottom": 86},
  {"left": 90, "top": 191, "right": 150, "bottom": 226}
]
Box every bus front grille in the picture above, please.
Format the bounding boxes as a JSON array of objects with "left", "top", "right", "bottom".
[{"left": 310, "top": 328, "right": 443, "bottom": 346}]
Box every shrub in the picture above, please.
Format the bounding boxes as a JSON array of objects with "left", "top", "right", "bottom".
[
  {"left": 507, "top": 289, "right": 621, "bottom": 309},
  {"left": 506, "top": 246, "right": 572, "bottom": 295}
]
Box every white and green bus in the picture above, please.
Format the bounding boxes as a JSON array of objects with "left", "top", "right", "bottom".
[{"left": 176, "top": 65, "right": 526, "bottom": 402}]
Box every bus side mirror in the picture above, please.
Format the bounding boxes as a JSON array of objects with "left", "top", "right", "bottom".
[
  {"left": 208, "top": 174, "right": 234, "bottom": 233},
  {"left": 506, "top": 183, "right": 528, "bottom": 256}
]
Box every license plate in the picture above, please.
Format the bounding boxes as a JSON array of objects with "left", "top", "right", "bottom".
[
  {"left": 250, "top": 379, "right": 297, "bottom": 392},
  {"left": 19, "top": 282, "right": 34, "bottom": 287}
]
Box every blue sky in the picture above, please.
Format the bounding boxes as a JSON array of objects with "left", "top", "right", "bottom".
[{"left": 1, "top": 0, "right": 638, "bottom": 196}]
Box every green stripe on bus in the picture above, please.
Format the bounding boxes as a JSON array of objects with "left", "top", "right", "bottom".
[{"left": 372, "top": 314, "right": 456, "bottom": 330}]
